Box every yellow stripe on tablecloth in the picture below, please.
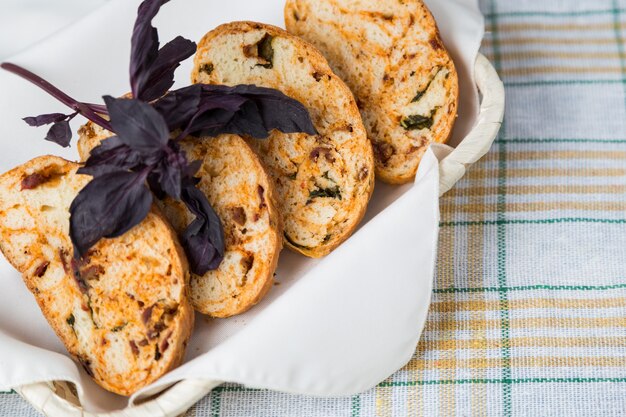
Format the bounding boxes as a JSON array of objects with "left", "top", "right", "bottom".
[
  {"left": 432, "top": 298, "right": 626, "bottom": 312},
  {"left": 486, "top": 22, "right": 626, "bottom": 32},
  {"left": 483, "top": 37, "right": 617, "bottom": 46},
  {"left": 436, "top": 216, "right": 457, "bottom": 295},
  {"left": 467, "top": 167, "right": 626, "bottom": 179},
  {"left": 482, "top": 150, "right": 626, "bottom": 161},
  {"left": 418, "top": 336, "right": 626, "bottom": 351},
  {"left": 456, "top": 201, "right": 626, "bottom": 213},
  {"left": 447, "top": 184, "right": 626, "bottom": 197},
  {"left": 485, "top": 51, "right": 626, "bottom": 61},
  {"left": 428, "top": 231, "right": 456, "bottom": 415},
  {"left": 468, "top": 308, "right": 490, "bottom": 416},
  {"left": 375, "top": 385, "right": 393, "bottom": 417},
  {"left": 500, "top": 66, "right": 623, "bottom": 76},
  {"left": 406, "top": 356, "right": 626, "bottom": 370},
  {"left": 425, "top": 317, "right": 626, "bottom": 331}
]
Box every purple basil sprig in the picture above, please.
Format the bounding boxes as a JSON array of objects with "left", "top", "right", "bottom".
[
  {"left": 0, "top": 0, "right": 317, "bottom": 275},
  {"left": 154, "top": 84, "right": 317, "bottom": 139},
  {"left": 74, "top": 96, "right": 226, "bottom": 269},
  {"left": 130, "top": 0, "right": 196, "bottom": 102},
  {"left": 180, "top": 179, "right": 225, "bottom": 273},
  {"left": 0, "top": 63, "right": 111, "bottom": 147},
  {"left": 23, "top": 112, "right": 75, "bottom": 147},
  {"left": 70, "top": 169, "right": 153, "bottom": 256}
]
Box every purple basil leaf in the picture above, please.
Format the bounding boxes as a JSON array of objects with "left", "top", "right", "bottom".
[
  {"left": 23, "top": 113, "right": 67, "bottom": 127},
  {"left": 199, "top": 87, "right": 249, "bottom": 112},
  {"left": 129, "top": 0, "right": 195, "bottom": 101},
  {"left": 153, "top": 160, "right": 182, "bottom": 199},
  {"left": 176, "top": 93, "right": 247, "bottom": 138},
  {"left": 185, "top": 159, "right": 202, "bottom": 177},
  {"left": 130, "top": 0, "right": 164, "bottom": 100},
  {"left": 223, "top": 85, "right": 317, "bottom": 135},
  {"left": 178, "top": 84, "right": 317, "bottom": 139},
  {"left": 77, "top": 164, "right": 128, "bottom": 177},
  {"left": 221, "top": 100, "right": 267, "bottom": 138},
  {"left": 192, "top": 101, "right": 266, "bottom": 138},
  {"left": 90, "top": 135, "right": 125, "bottom": 152},
  {"left": 104, "top": 96, "right": 169, "bottom": 153},
  {"left": 45, "top": 120, "right": 72, "bottom": 147},
  {"left": 152, "top": 142, "right": 188, "bottom": 199},
  {"left": 81, "top": 136, "right": 144, "bottom": 174},
  {"left": 147, "top": 172, "right": 166, "bottom": 200},
  {"left": 139, "top": 36, "right": 196, "bottom": 102},
  {"left": 180, "top": 182, "right": 224, "bottom": 274},
  {"left": 70, "top": 170, "right": 152, "bottom": 257},
  {"left": 182, "top": 108, "right": 236, "bottom": 138},
  {"left": 152, "top": 84, "right": 202, "bottom": 130}
]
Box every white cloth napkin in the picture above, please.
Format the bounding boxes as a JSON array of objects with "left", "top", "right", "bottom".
[
  {"left": 0, "top": 0, "right": 106, "bottom": 60},
  {"left": 0, "top": 0, "right": 483, "bottom": 412}
]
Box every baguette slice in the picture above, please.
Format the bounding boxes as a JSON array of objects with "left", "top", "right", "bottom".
[
  {"left": 0, "top": 155, "right": 193, "bottom": 396},
  {"left": 285, "top": 0, "right": 459, "bottom": 184},
  {"left": 191, "top": 22, "right": 375, "bottom": 257},
  {"left": 78, "top": 123, "right": 282, "bottom": 318}
]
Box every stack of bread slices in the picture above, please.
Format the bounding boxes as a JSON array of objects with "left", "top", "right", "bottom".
[{"left": 0, "top": 0, "right": 456, "bottom": 395}]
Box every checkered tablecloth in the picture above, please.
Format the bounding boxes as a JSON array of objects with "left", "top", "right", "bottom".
[{"left": 2, "top": 0, "right": 626, "bottom": 415}]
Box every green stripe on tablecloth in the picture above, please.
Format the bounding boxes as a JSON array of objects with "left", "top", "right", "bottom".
[
  {"left": 496, "top": 138, "right": 626, "bottom": 144},
  {"left": 485, "top": 8, "right": 626, "bottom": 18},
  {"left": 184, "top": 377, "right": 626, "bottom": 395},
  {"left": 351, "top": 394, "right": 361, "bottom": 417},
  {"left": 489, "top": 3, "right": 513, "bottom": 415},
  {"left": 504, "top": 80, "right": 626, "bottom": 87},
  {"left": 613, "top": 1, "right": 626, "bottom": 114},
  {"left": 211, "top": 387, "right": 222, "bottom": 417},
  {"left": 433, "top": 284, "right": 626, "bottom": 294},
  {"left": 440, "top": 218, "right": 626, "bottom": 227},
  {"left": 378, "top": 378, "right": 626, "bottom": 387}
]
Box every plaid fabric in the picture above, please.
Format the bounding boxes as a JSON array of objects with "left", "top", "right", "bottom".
[{"left": 3, "top": 0, "right": 626, "bottom": 415}]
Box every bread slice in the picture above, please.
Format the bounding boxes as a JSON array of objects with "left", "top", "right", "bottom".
[
  {"left": 0, "top": 155, "right": 193, "bottom": 396},
  {"left": 285, "top": 0, "right": 459, "bottom": 184},
  {"left": 78, "top": 123, "right": 282, "bottom": 318},
  {"left": 191, "top": 22, "right": 375, "bottom": 257}
]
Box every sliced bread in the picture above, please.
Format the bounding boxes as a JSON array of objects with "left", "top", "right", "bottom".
[
  {"left": 0, "top": 155, "right": 193, "bottom": 395},
  {"left": 191, "top": 22, "right": 375, "bottom": 257},
  {"left": 78, "top": 123, "right": 282, "bottom": 318},
  {"left": 285, "top": 0, "right": 459, "bottom": 184}
]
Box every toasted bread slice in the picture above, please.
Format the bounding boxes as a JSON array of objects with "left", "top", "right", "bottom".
[
  {"left": 0, "top": 156, "right": 193, "bottom": 396},
  {"left": 285, "top": 0, "right": 459, "bottom": 184},
  {"left": 191, "top": 22, "right": 375, "bottom": 257},
  {"left": 78, "top": 123, "right": 282, "bottom": 318}
]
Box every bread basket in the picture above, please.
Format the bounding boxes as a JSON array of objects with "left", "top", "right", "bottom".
[{"left": 12, "top": 52, "right": 504, "bottom": 417}]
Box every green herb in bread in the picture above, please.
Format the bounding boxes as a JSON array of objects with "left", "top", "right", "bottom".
[
  {"left": 285, "top": 0, "right": 459, "bottom": 184},
  {"left": 0, "top": 155, "right": 193, "bottom": 395},
  {"left": 191, "top": 22, "right": 375, "bottom": 257},
  {"left": 78, "top": 123, "right": 282, "bottom": 318}
]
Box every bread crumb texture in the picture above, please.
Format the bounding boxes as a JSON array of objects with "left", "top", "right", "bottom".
[
  {"left": 0, "top": 156, "right": 193, "bottom": 395},
  {"left": 191, "top": 22, "right": 375, "bottom": 257},
  {"left": 78, "top": 124, "right": 282, "bottom": 318},
  {"left": 285, "top": 0, "right": 459, "bottom": 184},
  {"left": 160, "top": 136, "right": 282, "bottom": 318}
]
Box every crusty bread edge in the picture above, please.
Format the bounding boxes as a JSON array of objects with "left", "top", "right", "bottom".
[
  {"left": 284, "top": 0, "right": 459, "bottom": 185},
  {"left": 193, "top": 21, "right": 376, "bottom": 258},
  {"left": 201, "top": 138, "right": 284, "bottom": 318},
  {"left": 0, "top": 156, "right": 194, "bottom": 396}
]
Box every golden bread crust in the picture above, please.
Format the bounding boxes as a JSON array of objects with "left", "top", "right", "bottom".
[{"left": 285, "top": 0, "right": 458, "bottom": 184}]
